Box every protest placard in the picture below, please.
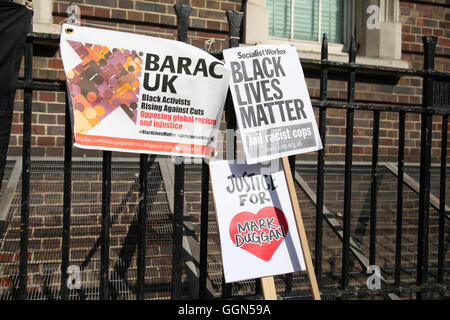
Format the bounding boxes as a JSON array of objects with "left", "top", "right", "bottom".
[
  {"left": 60, "top": 24, "right": 230, "bottom": 157},
  {"left": 223, "top": 44, "right": 322, "bottom": 164},
  {"left": 209, "top": 159, "right": 306, "bottom": 284}
]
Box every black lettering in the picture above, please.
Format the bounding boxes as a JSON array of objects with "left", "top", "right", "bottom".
[
  {"left": 235, "top": 177, "right": 244, "bottom": 192},
  {"left": 262, "top": 175, "right": 269, "bottom": 190},
  {"left": 285, "top": 99, "right": 296, "bottom": 121},
  {"left": 209, "top": 61, "right": 223, "bottom": 79},
  {"left": 260, "top": 80, "right": 272, "bottom": 101},
  {"left": 271, "top": 78, "right": 283, "bottom": 99},
  {"left": 143, "top": 72, "right": 159, "bottom": 91},
  {"left": 193, "top": 59, "right": 208, "bottom": 77},
  {"left": 247, "top": 173, "right": 256, "bottom": 190},
  {"left": 272, "top": 56, "right": 286, "bottom": 77},
  {"left": 242, "top": 172, "right": 251, "bottom": 192},
  {"left": 258, "top": 191, "right": 270, "bottom": 204},
  {"left": 240, "top": 105, "right": 257, "bottom": 129},
  {"left": 244, "top": 83, "right": 254, "bottom": 104},
  {"left": 237, "top": 221, "right": 250, "bottom": 234},
  {"left": 177, "top": 57, "right": 192, "bottom": 75},
  {"left": 160, "top": 55, "right": 175, "bottom": 73},
  {"left": 230, "top": 61, "right": 243, "bottom": 83},
  {"left": 226, "top": 175, "right": 235, "bottom": 193},
  {"left": 294, "top": 99, "right": 307, "bottom": 119},
  {"left": 269, "top": 174, "right": 277, "bottom": 190},
  {"left": 275, "top": 101, "right": 286, "bottom": 122},
  {"left": 235, "top": 234, "right": 245, "bottom": 247},
  {"left": 264, "top": 102, "right": 276, "bottom": 124},
  {"left": 162, "top": 74, "right": 178, "bottom": 93},
  {"left": 252, "top": 59, "right": 265, "bottom": 80},
  {"left": 258, "top": 218, "right": 268, "bottom": 230},
  {"left": 256, "top": 104, "right": 269, "bottom": 126},
  {"left": 266, "top": 217, "right": 280, "bottom": 230},
  {"left": 145, "top": 53, "right": 159, "bottom": 71},
  {"left": 261, "top": 57, "right": 274, "bottom": 78},
  {"left": 235, "top": 84, "right": 248, "bottom": 106}
]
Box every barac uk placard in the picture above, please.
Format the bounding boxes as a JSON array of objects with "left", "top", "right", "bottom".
[
  {"left": 60, "top": 24, "right": 230, "bottom": 157},
  {"left": 223, "top": 44, "right": 322, "bottom": 164},
  {"left": 210, "top": 159, "right": 306, "bottom": 283}
]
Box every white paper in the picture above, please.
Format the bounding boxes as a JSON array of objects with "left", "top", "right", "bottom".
[
  {"left": 60, "top": 24, "right": 230, "bottom": 158},
  {"left": 223, "top": 44, "right": 322, "bottom": 164},
  {"left": 210, "top": 159, "right": 306, "bottom": 283}
]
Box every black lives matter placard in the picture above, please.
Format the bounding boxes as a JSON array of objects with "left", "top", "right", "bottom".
[{"left": 223, "top": 44, "right": 322, "bottom": 164}]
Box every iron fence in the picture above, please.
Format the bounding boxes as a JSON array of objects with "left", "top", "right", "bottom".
[{"left": 4, "top": 4, "right": 449, "bottom": 300}]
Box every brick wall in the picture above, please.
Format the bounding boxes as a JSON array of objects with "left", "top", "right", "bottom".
[
  {"left": 8, "top": 0, "right": 450, "bottom": 163},
  {"left": 302, "top": 0, "right": 450, "bottom": 163}
]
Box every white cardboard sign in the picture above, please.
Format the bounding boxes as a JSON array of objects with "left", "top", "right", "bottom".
[
  {"left": 223, "top": 44, "right": 322, "bottom": 164},
  {"left": 210, "top": 159, "right": 306, "bottom": 283}
]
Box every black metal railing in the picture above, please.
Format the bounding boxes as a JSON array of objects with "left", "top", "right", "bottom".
[{"left": 8, "top": 4, "right": 450, "bottom": 300}]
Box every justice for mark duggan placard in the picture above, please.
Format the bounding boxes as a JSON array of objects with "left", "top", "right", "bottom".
[
  {"left": 209, "top": 159, "right": 306, "bottom": 283},
  {"left": 223, "top": 44, "right": 322, "bottom": 164}
]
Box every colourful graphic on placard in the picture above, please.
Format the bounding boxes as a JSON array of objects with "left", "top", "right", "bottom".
[{"left": 65, "top": 40, "right": 143, "bottom": 134}]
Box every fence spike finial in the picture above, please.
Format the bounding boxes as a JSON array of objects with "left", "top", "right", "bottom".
[
  {"left": 174, "top": 4, "right": 192, "bottom": 43},
  {"left": 349, "top": 37, "right": 357, "bottom": 64},
  {"left": 226, "top": 10, "right": 244, "bottom": 48},
  {"left": 321, "top": 33, "right": 328, "bottom": 61},
  {"left": 422, "top": 36, "right": 438, "bottom": 70}
]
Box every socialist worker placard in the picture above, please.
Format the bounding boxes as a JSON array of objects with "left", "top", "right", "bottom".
[{"left": 223, "top": 44, "right": 322, "bottom": 164}]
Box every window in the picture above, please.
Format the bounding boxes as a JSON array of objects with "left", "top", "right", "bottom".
[
  {"left": 247, "top": 0, "right": 407, "bottom": 67},
  {"left": 267, "top": 0, "right": 344, "bottom": 43}
]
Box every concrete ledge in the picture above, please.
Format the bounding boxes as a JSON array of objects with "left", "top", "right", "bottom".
[{"left": 0, "top": 159, "right": 22, "bottom": 236}]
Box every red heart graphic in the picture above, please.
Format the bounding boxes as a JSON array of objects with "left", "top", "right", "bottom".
[{"left": 229, "top": 207, "right": 289, "bottom": 261}]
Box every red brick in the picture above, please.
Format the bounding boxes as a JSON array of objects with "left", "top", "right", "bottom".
[
  {"left": 94, "top": 7, "right": 111, "bottom": 18},
  {"left": 144, "top": 13, "right": 160, "bottom": 23},
  {"left": 439, "top": 38, "right": 450, "bottom": 47},
  {"left": 38, "top": 92, "right": 56, "bottom": 102},
  {"left": 402, "top": 34, "right": 415, "bottom": 42},
  {"left": 79, "top": 5, "right": 94, "bottom": 16},
  {"left": 0, "top": 253, "right": 13, "bottom": 263},
  {"left": 31, "top": 125, "right": 45, "bottom": 135},
  {"left": 48, "top": 58, "right": 63, "bottom": 69},
  {"left": 112, "top": 9, "right": 127, "bottom": 20},
  {"left": 192, "top": 0, "right": 206, "bottom": 8},
  {"left": 39, "top": 114, "right": 56, "bottom": 124},
  {"left": 11, "top": 125, "right": 22, "bottom": 134},
  {"left": 46, "top": 147, "right": 63, "bottom": 157},
  {"left": 0, "top": 277, "right": 12, "bottom": 287},
  {"left": 37, "top": 136, "right": 55, "bottom": 146},
  {"left": 127, "top": 10, "right": 143, "bottom": 21},
  {"left": 118, "top": 0, "right": 134, "bottom": 9},
  {"left": 379, "top": 138, "right": 394, "bottom": 146},
  {"left": 14, "top": 253, "right": 32, "bottom": 262},
  {"left": 160, "top": 14, "right": 175, "bottom": 25}
]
